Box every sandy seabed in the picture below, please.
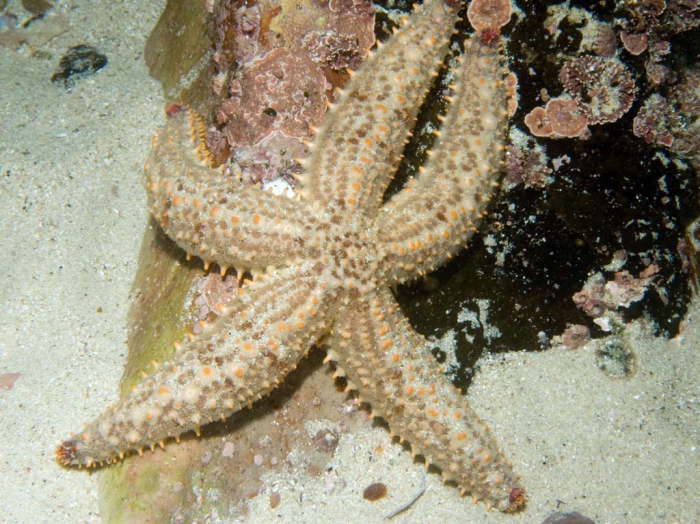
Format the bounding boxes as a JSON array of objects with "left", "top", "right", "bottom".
[{"left": 1, "top": 1, "right": 698, "bottom": 523}]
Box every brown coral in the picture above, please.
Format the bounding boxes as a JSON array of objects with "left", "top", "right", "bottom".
[
  {"left": 620, "top": 30, "right": 649, "bottom": 55},
  {"left": 572, "top": 273, "right": 607, "bottom": 317},
  {"left": 633, "top": 69, "right": 700, "bottom": 167},
  {"left": 467, "top": 0, "right": 512, "bottom": 33},
  {"left": 594, "top": 24, "right": 618, "bottom": 57},
  {"left": 619, "top": 0, "right": 699, "bottom": 84},
  {"left": 573, "top": 266, "right": 660, "bottom": 317},
  {"left": 523, "top": 56, "right": 636, "bottom": 140},
  {"left": 524, "top": 99, "right": 588, "bottom": 139},
  {"left": 633, "top": 93, "right": 674, "bottom": 146},
  {"left": 559, "top": 56, "right": 637, "bottom": 125},
  {"left": 545, "top": 99, "right": 588, "bottom": 138},
  {"left": 505, "top": 137, "right": 552, "bottom": 188},
  {"left": 663, "top": 0, "right": 700, "bottom": 33},
  {"left": 275, "top": 0, "right": 375, "bottom": 73},
  {"left": 560, "top": 325, "right": 591, "bottom": 350},
  {"left": 524, "top": 106, "right": 553, "bottom": 138}
]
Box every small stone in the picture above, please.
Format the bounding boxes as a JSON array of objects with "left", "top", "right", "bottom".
[
  {"left": 0, "top": 372, "right": 20, "bottom": 391},
  {"left": 561, "top": 325, "right": 590, "bottom": 350},
  {"left": 312, "top": 428, "right": 338, "bottom": 453},
  {"left": 21, "top": 0, "right": 52, "bottom": 15},
  {"left": 0, "top": 12, "right": 17, "bottom": 31},
  {"left": 269, "top": 491, "right": 281, "bottom": 509},
  {"left": 363, "top": 482, "right": 387, "bottom": 502},
  {"left": 541, "top": 511, "right": 595, "bottom": 524},
  {"left": 221, "top": 441, "right": 235, "bottom": 458},
  {"left": 51, "top": 45, "right": 108, "bottom": 87}
]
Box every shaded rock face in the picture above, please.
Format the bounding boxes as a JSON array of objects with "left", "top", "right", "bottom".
[{"left": 396, "top": 0, "right": 699, "bottom": 386}]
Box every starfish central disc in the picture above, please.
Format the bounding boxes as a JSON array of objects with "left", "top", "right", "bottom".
[{"left": 326, "top": 224, "right": 382, "bottom": 294}]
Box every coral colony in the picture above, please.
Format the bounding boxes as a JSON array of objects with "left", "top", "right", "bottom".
[
  {"left": 524, "top": 56, "right": 637, "bottom": 139},
  {"left": 478, "top": 0, "right": 699, "bottom": 358},
  {"left": 58, "top": 0, "right": 527, "bottom": 513}
]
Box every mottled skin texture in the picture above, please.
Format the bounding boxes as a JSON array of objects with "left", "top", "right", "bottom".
[{"left": 58, "top": 0, "right": 524, "bottom": 512}]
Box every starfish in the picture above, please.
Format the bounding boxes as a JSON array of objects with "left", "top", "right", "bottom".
[{"left": 57, "top": 0, "right": 524, "bottom": 512}]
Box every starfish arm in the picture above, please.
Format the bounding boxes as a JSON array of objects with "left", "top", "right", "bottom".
[
  {"left": 298, "top": 0, "right": 460, "bottom": 218},
  {"left": 326, "top": 286, "right": 524, "bottom": 512},
  {"left": 56, "top": 262, "right": 339, "bottom": 467},
  {"left": 376, "top": 39, "right": 507, "bottom": 284},
  {"left": 143, "top": 105, "right": 321, "bottom": 274}
]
